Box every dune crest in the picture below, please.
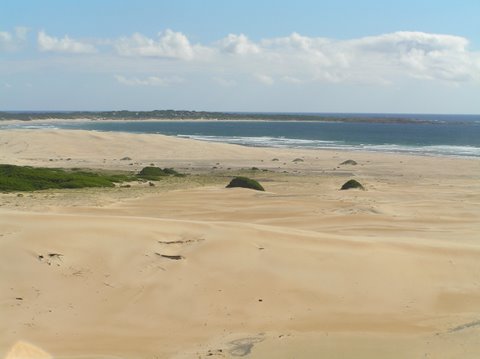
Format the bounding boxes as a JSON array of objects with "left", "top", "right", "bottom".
[{"left": 4, "top": 341, "right": 51, "bottom": 359}]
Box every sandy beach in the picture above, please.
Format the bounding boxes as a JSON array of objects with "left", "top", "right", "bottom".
[{"left": 1, "top": 129, "right": 480, "bottom": 358}]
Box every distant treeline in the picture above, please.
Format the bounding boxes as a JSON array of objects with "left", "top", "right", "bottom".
[{"left": 0, "top": 110, "right": 435, "bottom": 124}]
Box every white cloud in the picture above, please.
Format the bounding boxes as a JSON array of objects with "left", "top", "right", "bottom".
[
  {"left": 115, "top": 74, "right": 184, "bottom": 86},
  {"left": 38, "top": 31, "right": 97, "bottom": 54},
  {"left": 0, "top": 27, "right": 28, "bottom": 51},
  {"left": 254, "top": 74, "right": 274, "bottom": 85},
  {"left": 115, "top": 29, "right": 195, "bottom": 60},
  {"left": 347, "top": 31, "right": 478, "bottom": 82},
  {"left": 7, "top": 28, "right": 479, "bottom": 87},
  {"left": 218, "top": 34, "right": 260, "bottom": 55},
  {"left": 262, "top": 32, "right": 331, "bottom": 56},
  {"left": 219, "top": 31, "right": 480, "bottom": 85},
  {"left": 353, "top": 31, "right": 468, "bottom": 53}
]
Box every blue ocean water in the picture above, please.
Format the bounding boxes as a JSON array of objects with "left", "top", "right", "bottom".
[{"left": 2, "top": 114, "right": 480, "bottom": 157}]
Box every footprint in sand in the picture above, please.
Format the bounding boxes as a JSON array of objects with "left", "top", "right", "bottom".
[
  {"left": 37, "top": 252, "right": 64, "bottom": 266},
  {"left": 227, "top": 336, "right": 265, "bottom": 357}
]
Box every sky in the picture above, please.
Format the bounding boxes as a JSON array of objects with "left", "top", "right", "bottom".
[{"left": 1, "top": 0, "right": 479, "bottom": 113}]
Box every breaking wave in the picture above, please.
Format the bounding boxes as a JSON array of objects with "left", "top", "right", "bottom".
[{"left": 180, "top": 135, "right": 480, "bottom": 157}]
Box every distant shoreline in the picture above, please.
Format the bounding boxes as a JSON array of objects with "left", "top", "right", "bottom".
[
  {"left": 0, "top": 118, "right": 443, "bottom": 126},
  {"left": 2, "top": 110, "right": 478, "bottom": 124}
]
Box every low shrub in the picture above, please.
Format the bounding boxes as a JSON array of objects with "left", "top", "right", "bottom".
[
  {"left": 137, "top": 166, "right": 184, "bottom": 180},
  {"left": 226, "top": 176, "right": 265, "bottom": 191},
  {"left": 340, "top": 179, "right": 365, "bottom": 190}
]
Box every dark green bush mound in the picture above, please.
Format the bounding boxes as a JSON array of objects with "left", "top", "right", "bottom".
[
  {"left": 340, "top": 159, "right": 357, "bottom": 165},
  {"left": 340, "top": 179, "right": 365, "bottom": 190},
  {"left": 0, "top": 164, "right": 131, "bottom": 191},
  {"left": 137, "top": 166, "right": 183, "bottom": 180},
  {"left": 226, "top": 176, "right": 265, "bottom": 191}
]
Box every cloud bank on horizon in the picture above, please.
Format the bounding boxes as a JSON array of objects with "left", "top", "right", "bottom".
[{"left": 1, "top": 26, "right": 479, "bottom": 113}]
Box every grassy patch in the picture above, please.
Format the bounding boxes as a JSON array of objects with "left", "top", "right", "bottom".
[
  {"left": 137, "top": 166, "right": 185, "bottom": 180},
  {"left": 0, "top": 164, "right": 134, "bottom": 192}
]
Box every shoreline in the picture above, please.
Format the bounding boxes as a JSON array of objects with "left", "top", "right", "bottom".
[
  {"left": 2, "top": 111, "right": 471, "bottom": 124},
  {"left": 0, "top": 129, "right": 478, "bottom": 176},
  {"left": 1, "top": 125, "right": 479, "bottom": 159},
  {"left": 1, "top": 114, "right": 478, "bottom": 125},
  {"left": 0, "top": 117, "right": 454, "bottom": 125}
]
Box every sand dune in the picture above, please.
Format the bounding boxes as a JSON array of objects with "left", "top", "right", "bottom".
[
  {"left": 4, "top": 341, "right": 52, "bottom": 359},
  {"left": 1, "top": 129, "right": 480, "bottom": 358}
]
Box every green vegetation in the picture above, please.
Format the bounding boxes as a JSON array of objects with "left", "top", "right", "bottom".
[
  {"left": 0, "top": 164, "right": 189, "bottom": 192},
  {"left": 340, "top": 160, "right": 358, "bottom": 165},
  {"left": 340, "top": 179, "right": 365, "bottom": 190},
  {"left": 137, "top": 166, "right": 184, "bottom": 180},
  {"left": 226, "top": 176, "right": 265, "bottom": 191},
  {"left": 0, "top": 164, "right": 133, "bottom": 191},
  {"left": 0, "top": 110, "right": 437, "bottom": 124}
]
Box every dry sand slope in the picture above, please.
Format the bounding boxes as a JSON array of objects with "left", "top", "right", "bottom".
[{"left": 1, "top": 129, "right": 480, "bottom": 359}]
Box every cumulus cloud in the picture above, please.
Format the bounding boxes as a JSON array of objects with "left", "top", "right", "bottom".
[
  {"left": 10, "top": 28, "right": 478, "bottom": 86},
  {"left": 254, "top": 74, "right": 274, "bottom": 85},
  {"left": 38, "top": 31, "right": 96, "bottom": 54},
  {"left": 262, "top": 32, "right": 330, "bottom": 55},
  {"left": 353, "top": 31, "right": 468, "bottom": 53},
  {"left": 0, "top": 27, "right": 28, "bottom": 51},
  {"left": 234, "top": 31, "right": 480, "bottom": 84},
  {"left": 218, "top": 34, "right": 260, "bottom": 55},
  {"left": 347, "top": 31, "right": 477, "bottom": 82},
  {"left": 115, "top": 74, "right": 184, "bottom": 86},
  {"left": 115, "top": 29, "right": 195, "bottom": 60}
]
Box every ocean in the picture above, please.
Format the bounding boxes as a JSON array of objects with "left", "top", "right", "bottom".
[{"left": 2, "top": 114, "right": 480, "bottom": 157}]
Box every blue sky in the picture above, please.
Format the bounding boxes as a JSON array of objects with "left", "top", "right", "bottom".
[{"left": 1, "top": 0, "right": 479, "bottom": 113}]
